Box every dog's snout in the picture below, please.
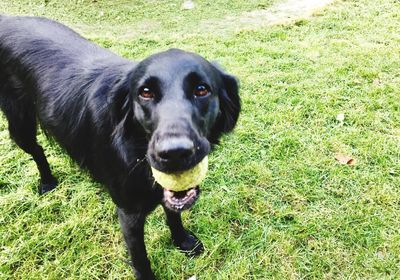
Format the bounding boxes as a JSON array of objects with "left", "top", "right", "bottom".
[{"left": 156, "top": 137, "right": 195, "bottom": 161}]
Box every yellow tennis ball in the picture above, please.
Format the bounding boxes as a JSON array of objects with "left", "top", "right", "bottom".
[{"left": 151, "top": 156, "right": 208, "bottom": 191}]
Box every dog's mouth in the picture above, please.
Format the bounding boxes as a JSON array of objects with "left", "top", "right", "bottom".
[{"left": 162, "top": 187, "right": 200, "bottom": 212}]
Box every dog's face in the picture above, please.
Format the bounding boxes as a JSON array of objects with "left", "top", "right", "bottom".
[{"left": 129, "top": 49, "right": 240, "bottom": 211}]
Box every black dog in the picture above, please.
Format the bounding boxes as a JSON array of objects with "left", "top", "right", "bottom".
[{"left": 0, "top": 15, "right": 240, "bottom": 279}]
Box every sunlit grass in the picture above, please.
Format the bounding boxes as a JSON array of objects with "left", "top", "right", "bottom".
[{"left": 1, "top": 0, "right": 400, "bottom": 279}]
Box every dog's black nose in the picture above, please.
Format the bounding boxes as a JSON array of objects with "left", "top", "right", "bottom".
[{"left": 156, "top": 137, "right": 195, "bottom": 161}]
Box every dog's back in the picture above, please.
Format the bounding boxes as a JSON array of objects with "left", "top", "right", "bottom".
[
  {"left": 0, "top": 15, "right": 130, "bottom": 87},
  {"left": 0, "top": 16, "right": 134, "bottom": 184}
]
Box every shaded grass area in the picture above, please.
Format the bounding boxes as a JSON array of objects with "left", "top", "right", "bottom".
[
  {"left": 0, "top": 0, "right": 276, "bottom": 39},
  {"left": 1, "top": 0, "right": 400, "bottom": 279}
]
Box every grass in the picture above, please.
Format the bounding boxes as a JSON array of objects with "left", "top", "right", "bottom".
[{"left": 1, "top": 0, "right": 400, "bottom": 279}]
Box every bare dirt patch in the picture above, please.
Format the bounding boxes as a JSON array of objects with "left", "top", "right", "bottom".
[
  {"left": 241, "top": 0, "right": 335, "bottom": 25},
  {"left": 201, "top": 0, "right": 335, "bottom": 34},
  {"left": 79, "top": 0, "right": 336, "bottom": 39},
  {"left": 200, "top": 0, "right": 335, "bottom": 34}
]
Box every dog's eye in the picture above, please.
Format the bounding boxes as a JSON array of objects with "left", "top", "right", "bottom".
[
  {"left": 139, "top": 87, "right": 155, "bottom": 99},
  {"left": 194, "top": 84, "right": 210, "bottom": 97}
]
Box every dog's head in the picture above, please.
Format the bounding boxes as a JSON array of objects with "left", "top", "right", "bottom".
[{"left": 128, "top": 49, "right": 240, "bottom": 211}]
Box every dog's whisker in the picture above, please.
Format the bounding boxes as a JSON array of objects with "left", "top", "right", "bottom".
[
  {"left": 151, "top": 179, "right": 157, "bottom": 189},
  {"left": 127, "top": 157, "right": 147, "bottom": 176}
]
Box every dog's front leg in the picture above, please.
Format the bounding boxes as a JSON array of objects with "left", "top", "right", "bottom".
[
  {"left": 117, "top": 208, "right": 156, "bottom": 280},
  {"left": 163, "top": 206, "right": 204, "bottom": 256}
]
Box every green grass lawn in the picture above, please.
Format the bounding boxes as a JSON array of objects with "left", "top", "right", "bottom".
[{"left": 1, "top": 0, "right": 400, "bottom": 279}]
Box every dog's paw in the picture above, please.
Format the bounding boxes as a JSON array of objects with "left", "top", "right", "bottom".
[
  {"left": 135, "top": 271, "right": 156, "bottom": 280},
  {"left": 174, "top": 232, "right": 204, "bottom": 256},
  {"left": 38, "top": 182, "right": 57, "bottom": 195}
]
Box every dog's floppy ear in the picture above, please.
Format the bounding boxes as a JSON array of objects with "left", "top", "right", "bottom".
[
  {"left": 209, "top": 62, "right": 241, "bottom": 144},
  {"left": 108, "top": 72, "right": 145, "bottom": 166}
]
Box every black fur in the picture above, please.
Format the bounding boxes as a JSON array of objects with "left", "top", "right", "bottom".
[{"left": 0, "top": 15, "right": 240, "bottom": 279}]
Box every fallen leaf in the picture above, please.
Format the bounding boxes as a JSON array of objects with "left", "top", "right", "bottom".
[
  {"left": 336, "top": 113, "right": 345, "bottom": 123},
  {"left": 182, "top": 0, "right": 195, "bottom": 10},
  {"left": 187, "top": 276, "right": 196, "bottom": 280},
  {"left": 335, "top": 153, "right": 356, "bottom": 165},
  {"left": 353, "top": 78, "right": 362, "bottom": 85},
  {"left": 373, "top": 78, "right": 381, "bottom": 86}
]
